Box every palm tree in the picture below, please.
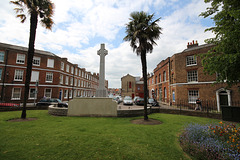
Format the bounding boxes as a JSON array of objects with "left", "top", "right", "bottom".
[
  {"left": 124, "top": 11, "right": 162, "bottom": 120},
  {"left": 10, "top": 0, "right": 54, "bottom": 119}
]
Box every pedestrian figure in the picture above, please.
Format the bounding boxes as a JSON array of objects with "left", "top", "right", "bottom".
[{"left": 195, "top": 98, "right": 202, "bottom": 111}]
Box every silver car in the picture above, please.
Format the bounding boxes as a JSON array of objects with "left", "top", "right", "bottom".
[{"left": 123, "top": 96, "right": 133, "bottom": 105}]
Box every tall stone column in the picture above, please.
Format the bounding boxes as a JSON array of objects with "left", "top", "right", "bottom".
[{"left": 96, "top": 44, "right": 108, "bottom": 97}]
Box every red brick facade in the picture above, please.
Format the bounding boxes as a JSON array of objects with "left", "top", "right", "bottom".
[
  {"left": 0, "top": 42, "right": 99, "bottom": 105},
  {"left": 148, "top": 58, "right": 170, "bottom": 104},
  {"left": 148, "top": 41, "right": 240, "bottom": 110}
]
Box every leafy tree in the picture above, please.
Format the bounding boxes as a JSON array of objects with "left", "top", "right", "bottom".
[
  {"left": 124, "top": 11, "right": 162, "bottom": 120},
  {"left": 200, "top": 0, "right": 240, "bottom": 87},
  {"left": 11, "top": 0, "right": 54, "bottom": 119}
]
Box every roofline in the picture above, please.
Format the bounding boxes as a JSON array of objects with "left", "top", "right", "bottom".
[{"left": 0, "top": 42, "right": 56, "bottom": 57}]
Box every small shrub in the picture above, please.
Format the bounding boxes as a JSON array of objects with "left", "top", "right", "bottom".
[{"left": 179, "top": 122, "right": 240, "bottom": 160}]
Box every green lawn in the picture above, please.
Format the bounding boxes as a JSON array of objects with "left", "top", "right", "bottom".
[{"left": 0, "top": 110, "right": 220, "bottom": 160}]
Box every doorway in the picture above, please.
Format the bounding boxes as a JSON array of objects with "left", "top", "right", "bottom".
[
  {"left": 59, "top": 89, "right": 62, "bottom": 101},
  {"left": 216, "top": 88, "right": 231, "bottom": 111}
]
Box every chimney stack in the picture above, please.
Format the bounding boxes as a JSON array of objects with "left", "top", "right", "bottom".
[{"left": 187, "top": 40, "right": 198, "bottom": 49}]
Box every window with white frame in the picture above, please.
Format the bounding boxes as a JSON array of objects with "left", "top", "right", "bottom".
[
  {"left": 186, "top": 55, "right": 197, "bottom": 66},
  {"left": 61, "top": 62, "right": 64, "bottom": 71},
  {"left": 70, "top": 77, "right": 73, "bottom": 85},
  {"left": 31, "top": 71, "right": 39, "bottom": 82},
  {"left": 74, "top": 90, "right": 77, "bottom": 97},
  {"left": 78, "top": 79, "right": 80, "bottom": 87},
  {"left": 155, "top": 76, "right": 157, "bottom": 84},
  {"left": 46, "top": 72, "right": 53, "bottom": 83},
  {"left": 75, "top": 68, "right": 78, "bottom": 75},
  {"left": 164, "top": 87, "right": 167, "bottom": 99},
  {"left": 188, "top": 90, "right": 199, "bottom": 103},
  {"left": 0, "top": 51, "right": 5, "bottom": 62},
  {"left": 82, "top": 71, "right": 84, "bottom": 77},
  {"left": 74, "top": 78, "right": 77, "bottom": 86},
  {"left": 69, "top": 90, "right": 72, "bottom": 98},
  {"left": 71, "top": 66, "right": 74, "bottom": 74},
  {"left": 12, "top": 88, "right": 21, "bottom": 100},
  {"left": 33, "top": 56, "right": 40, "bottom": 66},
  {"left": 79, "top": 70, "right": 81, "bottom": 77},
  {"left": 66, "top": 64, "right": 69, "bottom": 72},
  {"left": 44, "top": 88, "right": 52, "bottom": 98},
  {"left": 0, "top": 68, "right": 2, "bottom": 80},
  {"left": 16, "top": 54, "right": 25, "bottom": 64},
  {"left": 159, "top": 74, "right": 161, "bottom": 82},
  {"left": 64, "top": 90, "right": 68, "bottom": 98},
  {"left": 14, "top": 69, "right": 24, "bottom": 81},
  {"left": 163, "top": 71, "right": 166, "bottom": 81},
  {"left": 60, "top": 74, "right": 63, "bottom": 84},
  {"left": 29, "top": 88, "right": 36, "bottom": 99},
  {"left": 47, "top": 59, "right": 54, "bottom": 68},
  {"left": 187, "top": 70, "right": 198, "bottom": 82},
  {"left": 81, "top": 81, "right": 83, "bottom": 87},
  {"left": 65, "top": 76, "right": 69, "bottom": 85}
]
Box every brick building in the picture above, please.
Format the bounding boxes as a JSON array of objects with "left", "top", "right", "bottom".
[
  {"left": 0, "top": 42, "right": 99, "bottom": 105},
  {"left": 148, "top": 57, "right": 170, "bottom": 104},
  {"left": 121, "top": 74, "right": 144, "bottom": 99},
  {"left": 148, "top": 41, "right": 240, "bottom": 111}
]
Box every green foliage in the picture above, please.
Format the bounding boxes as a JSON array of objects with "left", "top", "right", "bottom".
[
  {"left": 10, "top": 0, "right": 54, "bottom": 29},
  {"left": 124, "top": 11, "right": 162, "bottom": 55},
  {"left": 0, "top": 111, "right": 219, "bottom": 160},
  {"left": 200, "top": 0, "right": 240, "bottom": 88}
]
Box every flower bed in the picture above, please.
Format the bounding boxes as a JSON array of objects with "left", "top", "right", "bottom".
[{"left": 179, "top": 122, "right": 240, "bottom": 160}]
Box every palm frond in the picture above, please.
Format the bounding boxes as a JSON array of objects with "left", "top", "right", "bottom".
[{"left": 16, "top": 14, "right": 26, "bottom": 23}]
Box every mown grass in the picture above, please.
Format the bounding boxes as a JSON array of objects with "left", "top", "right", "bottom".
[{"left": 0, "top": 110, "right": 220, "bottom": 160}]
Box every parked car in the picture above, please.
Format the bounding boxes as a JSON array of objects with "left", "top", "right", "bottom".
[
  {"left": 113, "top": 96, "right": 121, "bottom": 104},
  {"left": 148, "top": 98, "right": 159, "bottom": 106},
  {"left": 133, "top": 96, "right": 140, "bottom": 104},
  {"left": 36, "top": 98, "right": 68, "bottom": 108},
  {"left": 116, "top": 96, "right": 123, "bottom": 103},
  {"left": 135, "top": 97, "right": 144, "bottom": 105},
  {"left": 123, "top": 96, "right": 133, "bottom": 105},
  {"left": 148, "top": 98, "right": 155, "bottom": 105}
]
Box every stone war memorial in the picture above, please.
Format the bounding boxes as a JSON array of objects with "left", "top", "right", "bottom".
[{"left": 68, "top": 44, "right": 118, "bottom": 117}]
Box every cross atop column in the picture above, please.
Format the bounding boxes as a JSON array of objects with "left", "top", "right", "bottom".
[
  {"left": 97, "top": 44, "right": 108, "bottom": 56},
  {"left": 96, "top": 43, "right": 108, "bottom": 97}
]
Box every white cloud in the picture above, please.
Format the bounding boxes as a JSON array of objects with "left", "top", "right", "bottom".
[{"left": 0, "top": 0, "right": 215, "bottom": 88}]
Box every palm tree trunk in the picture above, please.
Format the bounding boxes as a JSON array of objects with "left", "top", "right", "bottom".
[
  {"left": 21, "top": 12, "right": 38, "bottom": 119},
  {"left": 141, "top": 50, "right": 149, "bottom": 120}
]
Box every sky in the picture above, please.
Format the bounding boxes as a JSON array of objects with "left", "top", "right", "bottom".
[{"left": 0, "top": 0, "right": 215, "bottom": 88}]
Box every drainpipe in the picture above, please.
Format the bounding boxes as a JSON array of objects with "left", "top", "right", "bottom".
[
  {"left": 1, "top": 49, "right": 9, "bottom": 102},
  {"left": 168, "top": 58, "right": 171, "bottom": 106}
]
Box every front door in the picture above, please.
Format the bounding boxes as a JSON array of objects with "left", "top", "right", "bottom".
[
  {"left": 59, "top": 89, "right": 62, "bottom": 101},
  {"left": 220, "top": 94, "right": 228, "bottom": 106}
]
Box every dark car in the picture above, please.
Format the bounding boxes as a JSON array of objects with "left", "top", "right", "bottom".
[
  {"left": 36, "top": 98, "right": 68, "bottom": 108},
  {"left": 135, "top": 97, "right": 144, "bottom": 105}
]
